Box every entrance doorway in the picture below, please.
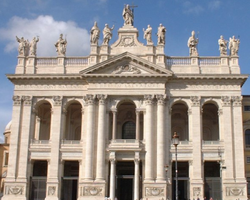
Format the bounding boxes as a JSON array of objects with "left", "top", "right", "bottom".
[
  {"left": 61, "top": 161, "right": 79, "bottom": 200},
  {"left": 172, "top": 162, "right": 189, "bottom": 200},
  {"left": 113, "top": 161, "right": 142, "bottom": 200}
]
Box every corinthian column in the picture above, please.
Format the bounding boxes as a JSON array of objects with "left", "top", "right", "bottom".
[
  {"left": 112, "top": 110, "right": 117, "bottom": 140},
  {"left": 109, "top": 152, "right": 116, "bottom": 200},
  {"left": 156, "top": 94, "right": 166, "bottom": 181},
  {"left": 144, "top": 94, "right": 154, "bottom": 181},
  {"left": 96, "top": 94, "right": 107, "bottom": 181},
  {"left": 134, "top": 152, "right": 140, "bottom": 200},
  {"left": 136, "top": 110, "right": 140, "bottom": 140},
  {"left": 84, "top": 94, "right": 95, "bottom": 180}
]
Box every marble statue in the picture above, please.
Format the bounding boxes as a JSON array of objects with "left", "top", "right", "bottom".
[
  {"left": 29, "top": 36, "right": 39, "bottom": 56},
  {"left": 143, "top": 25, "right": 153, "bottom": 45},
  {"left": 16, "top": 36, "right": 29, "bottom": 56},
  {"left": 187, "top": 31, "right": 199, "bottom": 56},
  {"left": 218, "top": 35, "right": 228, "bottom": 56},
  {"left": 229, "top": 35, "right": 240, "bottom": 56},
  {"left": 102, "top": 24, "right": 114, "bottom": 45},
  {"left": 55, "top": 34, "right": 67, "bottom": 56},
  {"left": 122, "top": 4, "right": 133, "bottom": 26},
  {"left": 157, "top": 24, "right": 166, "bottom": 45},
  {"left": 90, "top": 21, "right": 100, "bottom": 45}
]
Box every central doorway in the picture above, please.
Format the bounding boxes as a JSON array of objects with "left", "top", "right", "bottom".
[{"left": 114, "top": 161, "right": 142, "bottom": 200}]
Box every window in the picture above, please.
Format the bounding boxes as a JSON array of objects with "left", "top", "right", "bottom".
[
  {"left": 245, "top": 129, "right": 250, "bottom": 148},
  {"left": 122, "top": 121, "right": 136, "bottom": 139},
  {"left": 3, "top": 151, "right": 9, "bottom": 166},
  {"left": 247, "top": 157, "right": 250, "bottom": 164},
  {"left": 244, "top": 106, "right": 250, "bottom": 112}
]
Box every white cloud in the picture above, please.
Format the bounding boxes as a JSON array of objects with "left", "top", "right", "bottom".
[
  {"left": 208, "top": 0, "right": 221, "bottom": 10},
  {"left": 0, "top": 15, "right": 90, "bottom": 56},
  {"left": 183, "top": 1, "right": 204, "bottom": 15}
]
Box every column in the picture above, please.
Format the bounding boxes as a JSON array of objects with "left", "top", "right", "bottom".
[
  {"left": 134, "top": 152, "right": 140, "bottom": 200},
  {"left": 112, "top": 110, "right": 117, "bottom": 140},
  {"left": 109, "top": 152, "right": 116, "bottom": 200},
  {"left": 17, "top": 96, "right": 32, "bottom": 181},
  {"left": 136, "top": 110, "right": 140, "bottom": 140},
  {"left": 221, "top": 96, "right": 234, "bottom": 181},
  {"left": 84, "top": 94, "right": 95, "bottom": 180},
  {"left": 96, "top": 94, "right": 107, "bottom": 181},
  {"left": 5, "top": 96, "right": 22, "bottom": 181},
  {"left": 189, "top": 96, "right": 203, "bottom": 199},
  {"left": 156, "top": 94, "right": 166, "bottom": 181},
  {"left": 46, "top": 96, "right": 63, "bottom": 200},
  {"left": 144, "top": 95, "right": 154, "bottom": 181}
]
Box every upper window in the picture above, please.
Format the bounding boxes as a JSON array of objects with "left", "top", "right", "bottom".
[
  {"left": 245, "top": 129, "right": 250, "bottom": 148},
  {"left": 122, "top": 121, "right": 136, "bottom": 139}
]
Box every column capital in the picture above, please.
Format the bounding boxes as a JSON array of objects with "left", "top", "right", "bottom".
[
  {"left": 13, "top": 95, "right": 22, "bottom": 106},
  {"left": 144, "top": 94, "right": 154, "bottom": 105},
  {"left": 97, "top": 94, "right": 107, "bottom": 104},
  {"left": 221, "top": 96, "right": 231, "bottom": 107},
  {"left": 109, "top": 152, "right": 116, "bottom": 163},
  {"left": 84, "top": 94, "right": 96, "bottom": 105},
  {"left": 52, "top": 96, "right": 62, "bottom": 106},
  {"left": 156, "top": 94, "right": 166, "bottom": 105},
  {"left": 190, "top": 96, "right": 200, "bottom": 107},
  {"left": 22, "top": 95, "right": 32, "bottom": 106},
  {"left": 232, "top": 96, "right": 242, "bottom": 107}
]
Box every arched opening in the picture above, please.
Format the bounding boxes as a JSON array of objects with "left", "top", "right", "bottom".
[
  {"left": 171, "top": 102, "right": 189, "bottom": 141},
  {"left": 202, "top": 103, "right": 219, "bottom": 141},
  {"left": 35, "top": 101, "right": 51, "bottom": 140},
  {"left": 64, "top": 102, "right": 82, "bottom": 140}
]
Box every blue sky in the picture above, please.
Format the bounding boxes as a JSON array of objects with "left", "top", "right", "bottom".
[{"left": 0, "top": 0, "right": 249, "bottom": 140}]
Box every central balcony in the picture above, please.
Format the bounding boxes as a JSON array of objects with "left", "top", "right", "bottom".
[{"left": 108, "top": 139, "right": 144, "bottom": 151}]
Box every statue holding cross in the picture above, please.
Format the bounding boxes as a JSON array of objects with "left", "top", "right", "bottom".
[{"left": 122, "top": 4, "right": 137, "bottom": 26}]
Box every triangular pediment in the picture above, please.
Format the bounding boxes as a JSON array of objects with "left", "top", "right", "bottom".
[{"left": 79, "top": 52, "right": 172, "bottom": 77}]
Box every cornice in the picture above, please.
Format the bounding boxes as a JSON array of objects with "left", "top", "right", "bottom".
[{"left": 6, "top": 74, "right": 82, "bottom": 81}]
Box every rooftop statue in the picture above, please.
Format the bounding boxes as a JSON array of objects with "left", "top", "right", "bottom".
[
  {"left": 187, "top": 31, "right": 199, "bottom": 56},
  {"left": 229, "top": 35, "right": 240, "bottom": 56},
  {"left": 55, "top": 34, "right": 67, "bottom": 56},
  {"left": 122, "top": 4, "right": 134, "bottom": 26},
  {"left": 143, "top": 25, "right": 153, "bottom": 45},
  {"left": 157, "top": 24, "right": 166, "bottom": 45},
  {"left": 16, "top": 36, "right": 29, "bottom": 56},
  {"left": 90, "top": 21, "right": 100, "bottom": 45},
  {"left": 29, "top": 36, "right": 39, "bottom": 56},
  {"left": 102, "top": 24, "right": 114, "bottom": 45},
  {"left": 218, "top": 35, "right": 228, "bottom": 56}
]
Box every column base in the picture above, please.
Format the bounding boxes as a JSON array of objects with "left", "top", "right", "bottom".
[
  {"left": 2, "top": 182, "right": 27, "bottom": 200},
  {"left": 223, "top": 182, "right": 247, "bottom": 200},
  {"left": 78, "top": 182, "right": 106, "bottom": 200},
  {"left": 143, "top": 181, "right": 167, "bottom": 200}
]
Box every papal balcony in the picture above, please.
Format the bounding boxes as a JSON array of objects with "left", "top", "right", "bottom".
[{"left": 108, "top": 139, "right": 144, "bottom": 151}]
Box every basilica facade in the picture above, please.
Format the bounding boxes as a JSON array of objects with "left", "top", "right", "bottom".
[{"left": 2, "top": 5, "right": 248, "bottom": 200}]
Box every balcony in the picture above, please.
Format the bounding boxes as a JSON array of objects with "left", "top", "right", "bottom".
[{"left": 108, "top": 139, "right": 143, "bottom": 151}]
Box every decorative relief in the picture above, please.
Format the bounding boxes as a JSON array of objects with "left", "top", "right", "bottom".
[
  {"left": 145, "top": 187, "right": 164, "bottom": 197},
  {"left": 81, "top": 186, "right": 103, "bottom": 196},
  {"left": 193, "top": 187, "right": 201, "bottom": 197},
  {"left": 52, "top": 96, "right": 62, "bottom": 106},
  {"left": 144, "top": 95, "right": 154, "bottom": 105},
  {"left": 117, "top": 35, "right": 136, "bottom": 47},
  {"left": 232, "top": 96, "right": 242, "bottom": 106},
  {"left": 226, "top": 187, "right": 244, "bottom": 196},
  {"left": 15, "top": 84, "right": 84, "bottom": 90},
  {"left": 5, "top": 186, "right": 23, "bottom": 195},
  {"left": 221, "top": 96, "right": 231, "bottom": 107},
  {"left": 22, "top": 96, "right": 32, "bottom": 106},
  {"left": 112, "top": 65, "right": 141, "bottom": 74},
  {"left": 12, "top": 95, "right": 22, "bottom": 105},
  {"left": 91, "top": 83, "right": 162, "bottom": 89},
  {"left": 48, "top": 186, "right": 56, "bottom": 196},
  {"left": 190, "top": 96, "right": 200, "bottom": 106},
  {"left": 218, "top": 109, "right": 223, "bottom": 116}
]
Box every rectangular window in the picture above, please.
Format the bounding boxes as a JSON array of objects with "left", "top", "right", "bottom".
[
  {"left": 244, "top": 106, "right": 250, "bottom": 112},
  {"left": 3, "top": 151, "right": 9, "bottom": 166},
  {"left": 247, "top": 157, "right": 250, "bottom": 164}
]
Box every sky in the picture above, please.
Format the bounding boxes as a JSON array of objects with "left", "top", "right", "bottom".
[{"left": 0, "top": 0, "right": 249, "bottom": 141}]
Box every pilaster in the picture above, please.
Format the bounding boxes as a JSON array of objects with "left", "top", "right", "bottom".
[
  {"left": 26, "top": 56, "right": 36, "bottom": 74},
  {"left": 56, "top": 56, "right": 65, "bottom": 74},
  {"left": 15, "top": 56, "right": 26, "bottom": 74}
]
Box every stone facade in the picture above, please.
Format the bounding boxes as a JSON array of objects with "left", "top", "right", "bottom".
[{"left": 2, "top": 5, "right": 248, "bottom": 200}]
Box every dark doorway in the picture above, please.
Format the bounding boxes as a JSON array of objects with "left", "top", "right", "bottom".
[
  {"left": 30, "top": 160, "right": 47, "bottom": 200},
  {"left": 172, "top": 162, "right": 189, "bottom": 200},
  {"left": 61, "top": 161, "right": 79, "bottom": 200},
  {"left": 204, "top": 162, "right": 221, "bottom": 200}
]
